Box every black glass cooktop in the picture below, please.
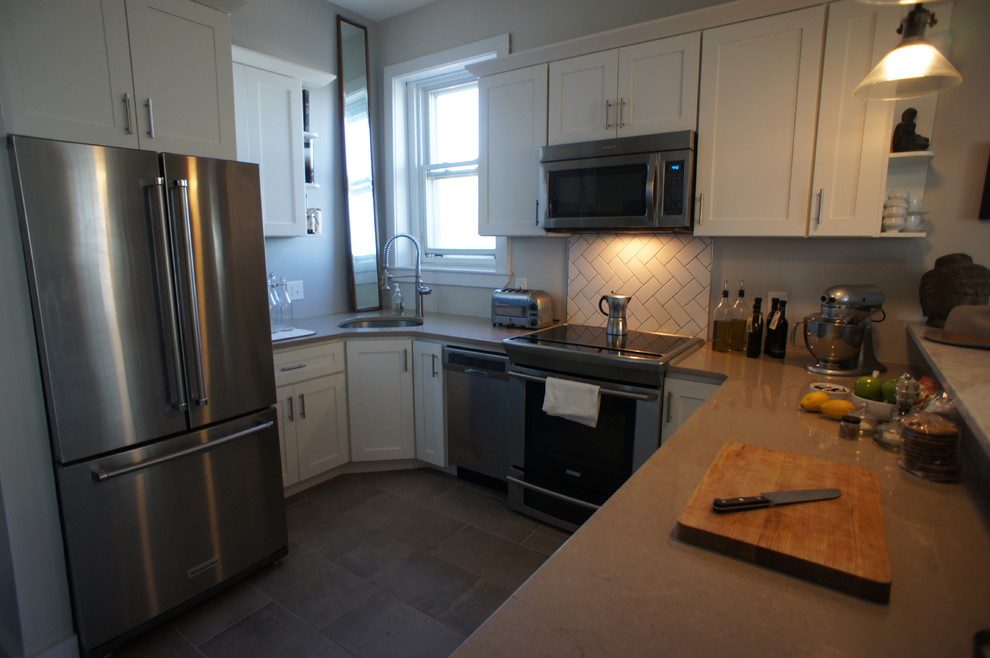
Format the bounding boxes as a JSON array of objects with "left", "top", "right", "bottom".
[{"left": 506, "top": 324, "right": 697, "bottom": 361}]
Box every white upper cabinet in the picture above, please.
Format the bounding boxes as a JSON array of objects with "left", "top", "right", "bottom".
[
  {"left": 124, "top": 0, "right": 236, "bottom": 158},
  {"left": 478, "top": 64, "right": 548, "bottom": 237},
  {"left": 809, "top": 0, "right": 903, "bottom": 237},
  {"left": 694, "top": 7, "right": 825, "bottom": 237},
  {"left": 548, "top": 33, "right": 700, "bottom": 145},
  {"left": 0, "top": 0, "right": 235, "bottom": 159},
  {"left": 233, "top": 63, "right": 307, "bottom": 236}
]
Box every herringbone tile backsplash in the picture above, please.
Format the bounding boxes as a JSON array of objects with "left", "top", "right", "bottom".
[{"left": 567, "top": 235, "right": 712, "bottom": 338}]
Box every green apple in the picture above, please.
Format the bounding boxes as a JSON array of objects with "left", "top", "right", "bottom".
[
  {"left": 854, "top": 375, "right": 883, "bottom": 401},
  {"left": 881, "top": 378, "right": 898, "bottom": 404}
]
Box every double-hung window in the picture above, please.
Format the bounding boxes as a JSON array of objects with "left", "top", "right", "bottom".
[{"left": 386, "top": 36, "right": 509, "bottom": 277}]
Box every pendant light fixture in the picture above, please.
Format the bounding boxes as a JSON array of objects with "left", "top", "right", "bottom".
[{"left": 853, "top": 1, "right": 962, "bottom": 100}]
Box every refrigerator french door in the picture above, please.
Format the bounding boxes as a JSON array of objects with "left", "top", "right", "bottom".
[{"left": 9, "top": 135, "right": 287, "bottom": 655}]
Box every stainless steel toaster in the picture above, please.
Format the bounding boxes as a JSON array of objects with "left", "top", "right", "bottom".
[{"left": 491, "top": 288, "right": 555, "bottom": 329}]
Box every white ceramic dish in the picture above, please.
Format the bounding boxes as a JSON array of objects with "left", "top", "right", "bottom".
[
  {"left": 850, "top": 394, "right": 896, "bottom": 422},
  {"left": 808, "top": 382, "right": 850, "bottom": 399}
]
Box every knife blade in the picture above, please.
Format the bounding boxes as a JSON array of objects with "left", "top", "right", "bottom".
[{"left": 711, "top": 488, "right": 841, "bottom": 514}]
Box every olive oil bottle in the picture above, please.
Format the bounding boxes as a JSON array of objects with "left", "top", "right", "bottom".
[{"left": 712, "top": 280, "right": 731, "bottom": 352}]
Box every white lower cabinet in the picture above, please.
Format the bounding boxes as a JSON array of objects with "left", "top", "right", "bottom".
[
  {"left": 413, "top": 341, "right": 446, "bottom": 467},
  {"left": 661, "top": 374, "right": 722, "bottom": 442},
  {"left": 347, "top": 339, "right": 416, "bottom": 462},
  {"left": 274, "top": 342, "right": 348, "bottom": 487}
]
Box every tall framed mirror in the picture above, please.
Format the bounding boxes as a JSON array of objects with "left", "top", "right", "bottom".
[{"left": 337, "top": 16, "right": 381, "bottom": 311}]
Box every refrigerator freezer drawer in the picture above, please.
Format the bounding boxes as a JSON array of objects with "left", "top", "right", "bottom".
[{"left": 56, "top": 408, "right": 287, "bottom": 654}]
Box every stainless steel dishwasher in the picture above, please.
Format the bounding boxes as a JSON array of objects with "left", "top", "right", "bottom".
[{"left": 444, "top": 346, "right": 511, "bottom": 487}]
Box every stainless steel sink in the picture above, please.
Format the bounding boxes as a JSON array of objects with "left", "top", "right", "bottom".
[{"left": 337, "top": 316, "right": 424, "bottom": 329}]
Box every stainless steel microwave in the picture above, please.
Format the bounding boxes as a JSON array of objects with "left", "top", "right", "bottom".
[{"left": 539, "top": 131, "right": 695, "bottom": 232}]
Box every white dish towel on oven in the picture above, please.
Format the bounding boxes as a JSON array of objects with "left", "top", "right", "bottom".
[{"left": 542, "top": 376, "right": 601, "bottom": 428}]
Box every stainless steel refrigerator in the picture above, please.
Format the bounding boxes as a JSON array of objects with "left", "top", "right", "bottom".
[{"left": 8, "top": 135, "right": 287, "bottom": 656}]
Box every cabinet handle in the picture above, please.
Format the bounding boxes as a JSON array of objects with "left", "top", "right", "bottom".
[
  {"left": 618, "top": 98, "right": 626, "bottom": 128},
  {"left": 299, "top": 393, "right": 306, "bottom": 419},
  {"left": 403, "top": 349, "right": 409, "bottom": 372},
  {"left": 280, "top": 364, "right": 307, "bottom": 372},
  {"left": 122, "top": 93, "right": 135, "bottom": 135},
  {"left": 535, "top": 199, "right": 539, "bottom": 226},
  {"left": 815, "top": 188, "right": 824, "bottom": 227},
  {"left": 287, "top": 395, "right": 294, "bottom": 422},
  {"left": 605, "top": 99, "right": 612, "bottom": 130},
  {"left": 666, "top": 391, "right": 673, "bottom": 424},
  {"left": 145, "top": 98, "right": 156, "bottom": 138},
  {"left": 431, "top": 353, "right": 438, "bottom": 378},
  {"left": 696, "top": 193, "right": 704, "bottom": 225}
]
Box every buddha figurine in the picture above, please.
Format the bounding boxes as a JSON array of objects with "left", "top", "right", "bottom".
[
  {"left": 919, "top": 253, "right": 990, "bottom": 327},
  {"left": 892, "top": 108, "right": 931, "bottom": 153}
]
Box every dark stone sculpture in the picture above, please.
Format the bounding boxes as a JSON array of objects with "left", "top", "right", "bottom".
[
  {"left": 892, "top": 108, "right": 931, "bottom": 153},
  {"left": 919, "top": 253, "right": 990, "bottom": 327}
]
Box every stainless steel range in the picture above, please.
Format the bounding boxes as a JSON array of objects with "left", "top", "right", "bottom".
[{"left": 502, "top": 324, "right": 702, "bottom": 531}]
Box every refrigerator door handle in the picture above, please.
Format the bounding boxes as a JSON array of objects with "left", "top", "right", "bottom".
[
  {"left": 149, "top": 178, "right": 188, "bottom": 411},
  {"left": 90, "top": 421, "right": 274, "bottom": 482},
  {"left": 170, "top": 179, "right": 209, "bottom": 407}
]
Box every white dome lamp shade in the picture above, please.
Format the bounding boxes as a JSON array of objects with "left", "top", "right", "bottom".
[{"left": 853, "top": 2, "right": 962, "bottom": 100}]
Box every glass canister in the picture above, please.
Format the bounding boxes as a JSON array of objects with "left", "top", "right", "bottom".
[{"left": 898, "top": 412, "right": 961, "bottom": 483}]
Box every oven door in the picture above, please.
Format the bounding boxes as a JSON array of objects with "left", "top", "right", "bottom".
[
  {"left": 505, "top": 365, "right": 662, "bottom": 531},
  {"left": 540, "top": 153, "right": 658, "bottom": 231}
]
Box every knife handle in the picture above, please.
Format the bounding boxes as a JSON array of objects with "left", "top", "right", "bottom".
[{"left": 712, "top": 496, "right": 771, "bottom": 513}]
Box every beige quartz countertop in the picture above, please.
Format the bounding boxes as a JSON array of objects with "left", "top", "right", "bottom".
[
  {"left": 271, "top": 311, "right": 530, "bottom": 352},
  {"left": 455, "top": 339, "right": 990, "bottom": 657}
]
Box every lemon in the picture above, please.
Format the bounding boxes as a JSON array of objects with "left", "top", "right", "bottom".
[
  {"left": 820, "top": 399, "right": 856, "bottom": 420},
  {"left": 799, "top": 391, "right": 831, "bottom": 412}
]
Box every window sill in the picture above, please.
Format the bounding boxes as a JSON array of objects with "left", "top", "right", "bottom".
[{"left": 389, "top": 265, "right": 510, "bottom": 289}]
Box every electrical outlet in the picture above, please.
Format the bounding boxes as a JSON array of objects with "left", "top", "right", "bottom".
[
  {"left": 514, "top": 277, "right": 528, "bottom": 289},
  {"left": 768, "top": 290, "right": 788, "bottom": 302},
  {"left": 286, "top": 280, "right": 304, "bottom": 300}
]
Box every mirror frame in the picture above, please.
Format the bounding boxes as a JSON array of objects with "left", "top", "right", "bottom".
[{"left": 336, "top": 16, "right": 381, "bottom": 311}]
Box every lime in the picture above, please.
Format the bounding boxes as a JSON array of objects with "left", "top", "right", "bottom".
[
  {"left": 881, "top": 378, "right": 897, "bottom": 404},
  {"left": 854, "top": 376, "right": 883, "bottom": 401}
]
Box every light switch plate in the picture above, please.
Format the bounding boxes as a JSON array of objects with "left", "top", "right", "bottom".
[{"left": 286, "top": 280, "right": 304, "bottom": 300}]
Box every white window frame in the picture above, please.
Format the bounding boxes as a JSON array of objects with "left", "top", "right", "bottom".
[{"left": 385, "top": 35, "right": 511, "bottom": 287}]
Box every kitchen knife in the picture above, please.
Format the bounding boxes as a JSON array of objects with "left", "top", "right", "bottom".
[{"left": 711, "top": 488, "right": 841, "bottom": 513}]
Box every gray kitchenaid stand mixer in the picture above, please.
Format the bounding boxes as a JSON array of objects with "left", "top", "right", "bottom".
[{"left": 794, "top": 284, "right": 887, "bottom": 376}]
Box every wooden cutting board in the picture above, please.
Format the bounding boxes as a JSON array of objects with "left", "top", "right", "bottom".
[{"left": 676, "top": 442, "right": 891, "bottom": 602}]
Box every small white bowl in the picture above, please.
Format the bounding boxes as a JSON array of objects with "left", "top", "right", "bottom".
[
  {"left": 809, "top": 382, "right": 850, "bottom": 399},
  {"left": 850, "top": 394, "right": 896, "bottom": 422},
  {"left": 884, "top": 198, "right": 908, "bottom": 209},
  {"left": 887, "top": 190, "right": 908, "bottom": 200}
]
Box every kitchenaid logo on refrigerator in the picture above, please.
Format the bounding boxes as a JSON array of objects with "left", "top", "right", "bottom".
[{"left": 187, "top": 556, "right": 220, "bottom": 579}]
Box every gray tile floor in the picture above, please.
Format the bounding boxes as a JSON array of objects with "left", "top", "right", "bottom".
[{"left": 111, "top": 468, "right": 570, "bottom": 657}]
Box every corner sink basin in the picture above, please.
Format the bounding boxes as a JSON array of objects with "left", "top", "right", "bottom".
[{"left": 338, "top": 316, "right": 424, "bottom": 329}]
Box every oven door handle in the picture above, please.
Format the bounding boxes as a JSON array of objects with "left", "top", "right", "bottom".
[
  {"left": 506, "top": 473, "right": 602, "bottom": 511},
  {"left": 508, "top": 371, "right": 658, "bottom": 401}
]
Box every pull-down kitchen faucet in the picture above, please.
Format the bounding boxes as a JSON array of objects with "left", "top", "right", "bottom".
[{"left": 381, "top": 233, "right": 432, "bottom": 318}]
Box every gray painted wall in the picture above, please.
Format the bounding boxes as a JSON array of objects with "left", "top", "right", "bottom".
[{"left": 231, "top": 0, "right": 374, "bottom": 318}]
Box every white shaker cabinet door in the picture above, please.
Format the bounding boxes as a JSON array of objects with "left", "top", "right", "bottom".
[
  {"left": 413, "top": 342, "right": 445, "bottom": 467},
  {"left": 233, "top": 63, "right": 307, "bottom": 236},
  {"left": 617, "top": 32, "right": 700, "bottom": 136},
  {"left": 548, "top": 51, "right": 617, "bottom": 145},
  {"left": 125, "top": 0, "right": 236, "bottom": 159},
  {"left": 347, "top": 340, "right": 416, "bottom": 462},
  {"left": 694, "top": 6, "right": 825, "bottom": 237},
  {"left": 294, "top": 373, "right": 350, "bottom": 481},
  {"left": 478, "top": 64, "right": 548, "bottom": 237},
  {"left": 809, "top": 0, "right": 903, "bottom": 237},
  {"left": 0, "top": 0, "right": 137, "bottom": 148}
]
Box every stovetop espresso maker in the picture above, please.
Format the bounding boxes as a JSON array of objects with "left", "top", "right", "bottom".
[
  {"left": 795, "top": 284, "right": 887, "bottom": 376},
  {"left": 599, "top": 293, "right": 631, "bottom": 336}
]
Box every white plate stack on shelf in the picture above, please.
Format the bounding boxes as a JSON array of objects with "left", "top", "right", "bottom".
[{"left": 882, "top": 191, "right": 929, "bottom": 233}]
